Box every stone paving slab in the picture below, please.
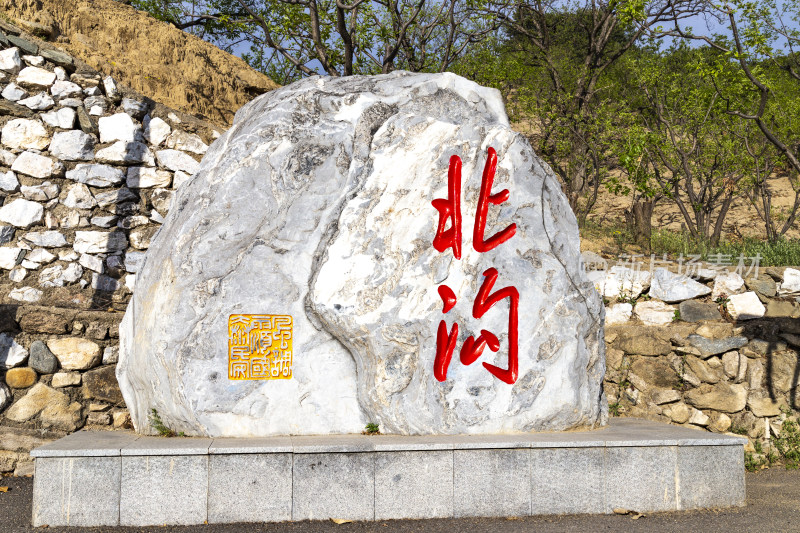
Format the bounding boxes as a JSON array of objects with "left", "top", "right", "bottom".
[{"left": 30, "top": 419, "right": 747, "bottom": 526}]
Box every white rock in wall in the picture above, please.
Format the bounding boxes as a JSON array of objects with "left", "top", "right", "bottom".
[
  {"left": 74, "top": 230, "right": 127, "bottom": 254},
  {"left": 634, "top": 300, "right": 676, "bottom": 326},
  {"left": 127, "top": 167, "right": 171, "bottom": 188},
  {"left": 726, "top": 291, "right": 766, "bottom": 320},
  {"left": 117, "top": 215, "right": 149, "bottom": 229},
  {"left": 0, "top": 247, "right": 23, "bottom": 269},
  {"left": 18, "top": 93, "right": 54, "bottom": 111},
  {"left": 9, "top": 266, "right": 27, "bottom": 282},
  {"left": 0, "top": 47, "right": 22, "bottom": 73},
  {"left": 605, "top": 303, "right": 632, "bottom": 326},
  {"left": 66, "top": 163, "right": 125, "bottom": 187},
  {"left": 62, "top": 183, "right": 97, "bottom": 209},
  {"left": 172, "top": 170, "right": 192, "bottom": 190},
  {"left": 99, "top": 113, "right": 141, "bottom": 143},
  {"left": 21, "top": 182, "right": 60, "bottom": 201},
  {"left": 79, "top": 253, "right": 104, "bottom": 273},
  {"left": 23, "top": 55, "right": 44, "bottom": 67},
  {"left": 39, "top": 265, "right": 66, "bottom": 288},
  {"left": 712, "top": 271, "right": 745, "bottom": 300},
  {"left": 155, "top": 149, "right": 199, "bottom": 174},
  {"left": 9, "top": 286, "right": 41, "bottom": 302},
  {"left": 103, "top": 76, "right": 119, "bottom": 98},
  {"left": 41, "top": 107, "right": 76, "bottom": 129},
  {"left": 165, "top": 130, "right": 208, "bottom": 154},
  {"left": 90, "top": 215, "right": 117, "bottom": 228},
  {"left": 96, "top": 141, "right": 154, "bottom": 165},
  {"left": 149, "top": 188, "right": 172, "bottom": 214},
  {"left": 779, "top": 268, "right": 800, "bottom": 294},
  {"left": 0, "top": 333, "right": 28, "bottom": 368},
  {"left": 0, "top": 383, "right": 11, "bottom": 411},
  {"left": 27, "top": 248, "right": 55, "bottom": 263},
  {"left": 11, "top": 151, "right": 62, "bottom": 179},
  {"left": 0, "top": 171, "right": 19, "bottom": 192},
  {"left": 58, "top": 250, "right": 79, "bottom": 261},
  {"left": 62, "top": 262, "right": 83, "bottom": 283},
  {"left": 94, "top": 187, "right": 137, "bottom": 208},
  {"left": 49, "top": 130, "right": 96, "bottom": 161},
  {"left": 600, "top": 266, "right": 650, "bottom": 299},
  {"left": 124, "top": 251, "right": 145, "bottom": 273},
  {"left": 118, "top": 72, "right": 607, "bottom": 437},
  {"left": 0, "top": 199, "right": 43, "bottom": 227},
  {"left": 59, "top": 98, "right": 83, "bottom": 108},
  {"left": 50, "top": 80, "right": 82, "bottom": 98},
  {"left": 0, "top": 149, "right": 17, "bottom": 167},
  {"left": 143, "top": 116, "right": 170, "bottom": 146},
  {"left": 2, "top": 82, "right": 27, "bottom": 101},
  {"left": 121, "top": 98, "right": 149, "bottom": 119},
  {"left": 1, "top": 118, "right": 50, "bottom": 150},
  {"left": 16, "top": 67, "right": 56, "bottom": 88},
  {"left": 23, "top": 230, "right": 67, "bottom": 248},
  {"left": 54, "top": 67, "right": 67, "bottom": 81},
  {"left": 648, "top": 267, "right": 711, "bottom": 302}
]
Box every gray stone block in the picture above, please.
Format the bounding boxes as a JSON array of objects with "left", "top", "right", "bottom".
[
  {"left": 292, "top": 452, "right": 374, "bottom": 521},
  {"left": 209, "top": 436, "right": 292, "bottom": 453},
  {"left": 208, "top": 453, "right": 292, "bottom": 523},
  {"left": 375, "top": 450, "right": 452, "bottom": 519},
  {"left": 678, "top": 445, "right": 745, "bottom": 509},
  {"left": 33, "top": 457, "right": 120, "bottom": 527},
  {"left": 31, "top": 429, "right": 136, "bottom": 457},
  {"left": 121, "top": 436, "right": 211, "bottom": 455},
  {"left": 454, "top": 435, "right": 533, "bottom": 449},
  {"left": 372, "top": 434, "right": 454, "bottom": 451},
  {"left": 120, "top": 455, "right": 208, "bottom": 526},
  {"left": 292, "top": 434, "right": 375, "bottom": 453},
  {"left": 605, "top": 446, "right": 677, "bottom": 512},
  {"left": 531, "top": 447, "right": 604, "bottom": 515},
  {"left": 454, "top": 449, "right": 530, "bottom": 518}
]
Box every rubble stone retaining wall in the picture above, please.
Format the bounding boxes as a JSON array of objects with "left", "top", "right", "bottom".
[{"left": 0, "top": 22, "right": 219, "bottom": 475}]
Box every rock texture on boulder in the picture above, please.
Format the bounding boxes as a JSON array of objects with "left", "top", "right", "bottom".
[{"left": 118, "top": 72, "right": 607, "bottom": 437}]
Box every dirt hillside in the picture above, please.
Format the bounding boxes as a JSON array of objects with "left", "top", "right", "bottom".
[{"left": 1, "top": 0, "right": 278, "bottom": 127}]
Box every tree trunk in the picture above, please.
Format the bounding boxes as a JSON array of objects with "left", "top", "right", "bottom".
[{"left": 624, "top": 199, "right": 654, "bottom": 250}]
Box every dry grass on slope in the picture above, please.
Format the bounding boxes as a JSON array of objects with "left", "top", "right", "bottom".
[{"left": 2, "top": 0, "right": 279, "bottom": 127}]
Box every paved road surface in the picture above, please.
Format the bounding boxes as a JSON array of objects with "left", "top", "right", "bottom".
[{"left": 2, "top": 468, "right": 799, "bottom": 532}]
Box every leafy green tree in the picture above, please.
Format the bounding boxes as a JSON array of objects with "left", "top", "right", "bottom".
[
  {"left": 632, "top": 44, "right": 764, "bottom": 246},
  {"left": 132, "top": 0, "right": 497, "bottom": 84},
  {"left": 660, "top": 0, "right": 800, "bottom": 239},
  {"left": 471, "top": 0, "right": 701, "bottom": 226}
]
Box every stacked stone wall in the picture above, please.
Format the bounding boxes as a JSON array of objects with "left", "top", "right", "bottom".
[
  {"left": 0, "top": 22, "right": 219, "bottom": 475},
  {"left": 593, "top": 257, "right": 800, "bottom": 457}
]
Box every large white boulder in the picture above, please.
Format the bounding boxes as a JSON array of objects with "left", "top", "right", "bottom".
[{"left": 118, "top": 72, "right": 606, "bottom": 437}]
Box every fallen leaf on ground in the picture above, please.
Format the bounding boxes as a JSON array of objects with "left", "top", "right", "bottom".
[
  {"left": 613, "top": 508, "right": 630, "bottom": 515},
  {"left": 0, "top": 487, "right": 9, "bottom": 493},
  {"left": 631, "top": 513, "right": 645, "bottom": 520},
  {"left": 331, "top": 518, "right": 353, "bottom": 524}
]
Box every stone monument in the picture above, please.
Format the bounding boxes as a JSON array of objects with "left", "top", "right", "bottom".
[{"left": 117, "top": 71, "right": 606, "bottom": 437}]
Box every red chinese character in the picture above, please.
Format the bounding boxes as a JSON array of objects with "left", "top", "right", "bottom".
[
  {"left": 431, "top": 155, "right": 462, "bottom": 259},
  {"left": 434, "top": 320, "right": 458, "bottom": 382},
  {"left": 471, "top": 267, "right": 519, "bottom": 385},
  {"left": 473, "top": 147, "right": 516, "bottom": 253},
  {"left": 431, "top": 148, "right": 519, "bottom": 385}
]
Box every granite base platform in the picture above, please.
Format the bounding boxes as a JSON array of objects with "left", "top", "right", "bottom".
[{"left": 30, "top": 418, "right": 746, "bottom": 527}]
